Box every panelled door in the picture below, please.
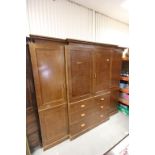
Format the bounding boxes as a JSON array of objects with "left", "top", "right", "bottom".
[
  {"left": 111, "top": 50, "right": 122, "bottom": 88},
  {"left": 30, "top": 41, "right": 67, "bottom": 109},
  {"left": 29, "top": 40, "right": 68, "bottom": 149},
  {"left": 93, "top": 47, "right": 111, "bottom": 94},
  {"left": 66, "top": 45, "right": 93, "bottom": 102}
]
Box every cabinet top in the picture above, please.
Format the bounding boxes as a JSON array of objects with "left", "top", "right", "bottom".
[
  {"left": 29, "top": 35, "right": 66, "bottom": 43},
  {"left": 28, "top": 35, "right": 127, "bottom": 50}
]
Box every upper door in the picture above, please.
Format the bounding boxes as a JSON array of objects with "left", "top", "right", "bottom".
[
  {"left": 29, "top": 40, "right": 67, "bottom": 109},
  {"left": 111, "top": 49, "right": 122, "bottom": 88},
  {"left": 66, "top": 45, "right": 93, "bottom": 102},
  {"left": 93, "top": 47, "right": 111, "bottom": 94}
]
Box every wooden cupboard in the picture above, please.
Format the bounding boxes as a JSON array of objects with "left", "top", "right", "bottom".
[
  {"left": 28, "top": 35, "right": 124, "bottom": 150},
  {"left": 28, "top": 36, "right": 69, "bottom": 150}
]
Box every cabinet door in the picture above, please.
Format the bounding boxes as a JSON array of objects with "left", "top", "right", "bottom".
[
  {"left": 39, "top": 105, "right": 68, "bottom": 149},
  {"left": 29, "top": 40, "right": 68, "bottom": 149},
  {"left": 94, "top": 48, "right": 111, "bottom": 94},
  {"left": 108, "top": 89, "right": 119, "bottom": 115},
  {"left": 29, "top": 41, "right": 67, "bottom": 109},
  {"left": 111, "top": 50, "right": 122, "bottom": 88},
  {"left": 66, "top": 45, "right": 93, "bottom": 102}
]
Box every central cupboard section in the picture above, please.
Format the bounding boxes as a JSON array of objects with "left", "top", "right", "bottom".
[
  {"left": 28, "top": 36, "right": 123, "bottom": 150},
  {"left": 66, "top": 41, "right": 118, "bottom": 139}
]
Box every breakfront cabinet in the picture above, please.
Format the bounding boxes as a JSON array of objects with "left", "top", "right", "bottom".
[{"left": 28, "top": 35, "right": 124, "bottom": 150}]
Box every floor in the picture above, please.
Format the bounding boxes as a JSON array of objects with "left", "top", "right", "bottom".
[
  {"left": 32, "top": 112, "right": 129, "bottom": 155},
  {"left": 105, "top": 135, "right": 129, "bottom": 155}
]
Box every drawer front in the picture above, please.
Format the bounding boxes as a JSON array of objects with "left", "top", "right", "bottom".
[
  {"left": 69, "top": 98, "right": 95, "bottom": 114},
  {"left": 70, "top": 117, "right": 93, "bottom": 136},
  {"left": 94, "top": 94, "right": 110, "bottom": 116},
  {"left": 70, "top": 107, "right": 94, "bottom": 125}
]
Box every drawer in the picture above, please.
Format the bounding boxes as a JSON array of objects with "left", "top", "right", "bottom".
[
  {"left": 70, "top": 118, "right": 92, "bottom": 136},
  {"left": 69, "top": 98, "right": 95, "bottom": 114},
  {"left": 94, "top": 94, "right": 110, "bottom": 115},
  {"left": 94, "top": 94, "right": 110, "bottom": 104},
  {"left": 70, "top": 107, "right": 94, "bottom": 125}
]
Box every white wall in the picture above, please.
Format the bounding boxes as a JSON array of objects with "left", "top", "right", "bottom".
[{"left": 27, "top": 0, "right": 129, "bottom": 47}]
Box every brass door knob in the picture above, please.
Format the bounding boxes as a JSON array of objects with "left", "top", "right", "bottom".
[
  {"left": 81, "top": 104, "right": 85, "bottom": 108},
  {"left": 81, "top": 123, "right": 85, "bottom": 127},
  {"left": 100, "top": 114, "right": 104, "bottom": 118},
  {"left": 81, "top": 113, "right": 86, "bottom": 117},
  {"left": 100, "top": 106, "right": 104, "bottom": 109},
  {"left": 100, "top": 98, "right": 105, "bottom": 101}
]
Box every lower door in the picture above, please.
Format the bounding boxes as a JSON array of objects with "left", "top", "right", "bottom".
[{"left": 39, "top": 104, "right": 68, "bottom": 150}]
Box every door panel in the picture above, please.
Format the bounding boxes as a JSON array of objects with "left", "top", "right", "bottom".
[
  {"left": 67, "top": 46, "right": 93, "bottom": 102},
  {"left": 111, "top": 50, "right": 122, "bottom": 88},
  {"left": 35, "top": 45, "right": 66, "bottom": 107},
  {"left": 39, "top": 105, "right": 68, "bottom": 146},
  {"left": 94, "top": 48, "right": 111, "bottom": 94}
]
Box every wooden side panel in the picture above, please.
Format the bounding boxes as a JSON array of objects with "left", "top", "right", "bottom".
[
  {"left": 108, "top": 88, "right": 119, "bottom": 116},
  {"left": 94, "top": 48, "right": 111, "bottom": 94},
  {"left": 26, "top": 43, "right": 41, "bottom": 152},
  {"left": 111, "top": 50, "right": 122, "bottom": 88},
  {"left": 66, "top": 45, "right": 93, "bottom": 102}
]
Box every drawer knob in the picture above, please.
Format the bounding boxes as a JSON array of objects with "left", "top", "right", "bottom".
[
  {"left": 100, "top": 98, "right": 105, "bottom": 101},
  {"left": 81, "top": 123, "right": 86, "bottom": 127},
  {"left": 81, "top": 113, "right": 86, "bottom": 117},
  {"left": 100, "top": 114, "right": 104, "bottom": 118},
  {"left": 76, "top": 61, "right": 83, "bottom": 64},
  {"left": 81, "top": 104, "right": 85, "bottom": 108},
  {"left": 100, "top": 106, "right": 104, "bottom": 109},
  {"left": 106, "top": 59, "right": 110, "bottom": 62}
]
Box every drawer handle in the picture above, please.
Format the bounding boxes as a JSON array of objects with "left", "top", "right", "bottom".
[
  {"left": 100, "top": 114, "right": 104, "bottom": 118},
  {"left": 81, "top": 113, "right": 86, "bottom": 117},
  {"left": 81, "top": 123, "right": 86, "bottom": 127},
  {"left": 100, "top": 106, "right": 104, "bottom": 109},
  {"left": 106, "top": 59, "right": 110, "bottom": 62},
  {"left": 100, "top": 98, "right": 105, "bottom": 101},
  {"left": 76, "top": 61, "right": 83, "bottom": 65},
  {"left": 81, "top": 104, "right": 85, "bottom": 108}
]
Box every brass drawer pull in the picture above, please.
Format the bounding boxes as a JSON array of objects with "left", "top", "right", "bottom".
[
  {"left": 100, "top": 98, "right": 105, "bottom": 101},
  {"left": 76, "top": 61, "right": 83, "bottom": 65},
  {"left": 81, "top": 123, "right": 85, "bottom": 127},
  {"left": 81, "top": 104, "right": 85, "bottom": 108},
  {"left": 100, "top": 106, "right": 104, "bottom": 109},
  {"left": 106, "top": 59, "right": 110, "bottom": 62},
  {"left": 81, "top": 113, "right": 86, "bottom": 117},
  {"left": 100, "top": 114, "right": 104, "bottom": 118}
]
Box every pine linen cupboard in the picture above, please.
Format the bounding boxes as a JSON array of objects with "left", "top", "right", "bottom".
[{"left": 28, "top": 35, "right": 124, "bottom": 150}]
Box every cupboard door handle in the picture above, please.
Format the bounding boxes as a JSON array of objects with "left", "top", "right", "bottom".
[
  {"left": 100, "top": 114, "right": 104, "bottom": 118},
  {"left": 94, "top": 73, "right": 96, "bottom": 79},
  {"left": 81, "top": 113, "right": 86, "bottom": 117},
  {"left": 100, "top": 98, "right": 105, "bottom": 101},
  {"left": 81, "top": 104, "right": 85, "bottom": 108},
  {"left": 81, "top": 123, "right": 85, "bottom": 127},
  {"left": 100, "top": 106, "right": 104, "bottom": 109}
]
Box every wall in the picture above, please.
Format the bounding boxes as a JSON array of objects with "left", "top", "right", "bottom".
[{"left": 27, "top": 0, "right": 129, "bottom": 47}]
